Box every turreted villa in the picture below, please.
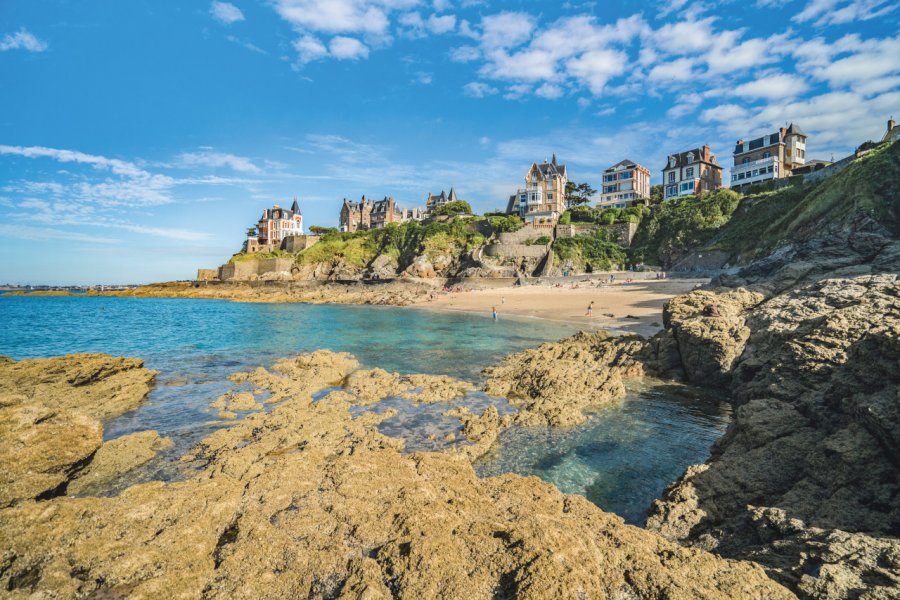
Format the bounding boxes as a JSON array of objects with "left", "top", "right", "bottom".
[
  {"left": 425, "top": 188, "right": 463, "bottom": 214},
  {"left": 246, "top": 199, "right": 303, "bottom": 252},
  {"left": 506, "top": 154, "right": 568, "bottom": 223}
]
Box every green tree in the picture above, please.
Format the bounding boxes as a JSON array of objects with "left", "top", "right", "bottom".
[
  {"left": 246, "top": 226, "right": 257, "bottom": 237},
  {"left": 565, "top": 181, "right": 597, "bottom": 206},
  {"left": 649, "top": 184, "right": 664, "bottom": 205},
  {"left": 309, "top": 225, "right": 338, "bottom": 235},
  {"left": 433, "top": 200, "right": 473, "bottom": 216}
]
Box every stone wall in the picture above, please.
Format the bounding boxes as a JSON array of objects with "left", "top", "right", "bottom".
[
  {"left": 281, "top": 235, "right": 320, "bottom": 252},
  {"left": 483, "top": 244, "right": 549, "bottom": 258},
  {"left": 218, "top": 258, "right": 295, "bottom": 281},
  {"left": 554, "top": 222, "right": 638, "bottom": 247},
  {"left": 496, "top": 223, "right": 554, "bottom": 244},
  {"left": 196, "top": 269, "right": 218, "bottom": 281}
]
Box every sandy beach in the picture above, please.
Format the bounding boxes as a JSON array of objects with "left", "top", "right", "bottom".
[{"left": 418, "top": 277, "right": 709, "bottom": 336}]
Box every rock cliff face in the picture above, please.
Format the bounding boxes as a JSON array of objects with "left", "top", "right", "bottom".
[
  {"left": 646, "top": 272, "right": 900, "bottom": 597},
  {"left": 638, "top": 228, "right": 900, "bottom": 598},
  {"left": 0, "top": 351, "right": 792, "bottom": 599}
]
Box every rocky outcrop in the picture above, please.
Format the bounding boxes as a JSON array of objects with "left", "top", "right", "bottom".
[
  {"left": 482, "top": 331, "right": 647, "bottom": 426},
  {"left": 646, "top": 272, "right": 900, "bottom": 597},
  {"left": 0, "top": 350, "right": 792, "bottom": 599},
  {"left": 67, "top": 430, "right": 173, "bottom": 496},
  {"left": 99, "top": 280, "right": 441, "bottom": 306},
  {"left": 0, "top": 354, "right": 157, "bottom": 506}
]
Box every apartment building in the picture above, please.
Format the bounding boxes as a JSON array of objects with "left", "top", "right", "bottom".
[
  {"left": 255, "top": 198, "right": 303, "bottom": 245},
  {"left": 598, "top": 159, "right": 651, "bottom": 208}
]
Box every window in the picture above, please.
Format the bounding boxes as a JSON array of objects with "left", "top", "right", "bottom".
[
  {"left": 680, "top": 182, "right": 693, "bottom": 192},
  {"left": 547, "top": 193, "right": 552, "bottom": 199},
  {"left": 603, "top": 174, "right": 616, "bottom": 182},
  {"left": 732, "top": 173, "right": 737, "bottom": 181},
  {"left": 687, "top": 154, "right": 693, "bottom": 164},
  {"left": 620, "top": 171, "right": 632, "bottom": 179},
  {"left": 767, "top": 165, "right": 774, "bottom": 173},
  {"left": 685, "top": 167, "right": 694, "bottom": 178},
  {"left": 743, "top": 158, "right": 750, "bottom": 164},
  {"left": 666, "top": 185, "right": 677, "bottom": 197},
  {"left": 604, "top": 185, "right": 617, "bottom": 193},
  {"left": 752, "top": 169, "right": 759, "bottom": 176},
  {"left": 667, "top": 172, "right": 675, "bottom": 183},
  {"left": 763, "top": 151, "right": 770, "bottom": 159}
]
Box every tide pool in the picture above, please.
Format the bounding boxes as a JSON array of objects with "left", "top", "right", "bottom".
[{"left": 0, "top": 294, "right": 728, "bottom": 524}]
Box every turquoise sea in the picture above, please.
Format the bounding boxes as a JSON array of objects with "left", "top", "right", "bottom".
[{"left": 0, "top": 295, "right": 729, "bottom": 525}]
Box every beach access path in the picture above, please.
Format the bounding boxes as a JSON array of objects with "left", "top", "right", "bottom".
[{"left": 417, "top": 277, "right": 709, "bottom": 337}]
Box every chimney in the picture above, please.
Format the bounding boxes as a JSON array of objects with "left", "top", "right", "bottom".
[{"left": 702, "top": 144, "right": 710, "bottom": 161}]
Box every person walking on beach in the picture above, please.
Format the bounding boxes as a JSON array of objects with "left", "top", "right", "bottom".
[
  {"left": 492, "top": 306, "right": 498, "bottom": 320},
  {"left": 586, "top": 301, "right": 594, "bottom": 318}
]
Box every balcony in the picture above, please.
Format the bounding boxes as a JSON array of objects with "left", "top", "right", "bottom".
[
  {"left": 523, "top": 203, "right": 557, "bottom": 214},
  {"left": 732, "top": 155, "right": 777, "bottom": 176}
]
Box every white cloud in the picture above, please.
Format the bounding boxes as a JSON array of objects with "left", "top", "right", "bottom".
[
  {"left": 0, "top": 28, "right": 47, "bottom": 52},
  {"left": 793, "top": 0, "right": 897, "bottom": 26},
  {"left": 329, "top": 36, "right": 369, "bottom": 59},
  {"left": 210, "top": 1, "right": 245, "bottom": 25},
  {"left": 293, "top": 34, "right": 329, "bottom": 63},
  {"left": 449, "top": 46, "right": 480, "bottom": 62},
  {"left": 565, "top": 49, "right": 627, "bottom": 95},
  {"left": 463, "top": 81, "right": 498, "bottom": 97},
  {"left": 648, "top": 57, "right": 696, "bottom": 83},
  {"left": 414, "top": 71, "right": 433, "bottom": 84},
  {"left": 700, "top": 103, "right": 746, "bottom": 123},
  {"left": 428, "top": 14, "right": 456, "bottom": 34},
  {"left": 0, "top": 224, "right": 118, "bottom": 244},
  {"left": 535, "top": 82, "right": 564, "bottom": 99},
  {"left": 479, "top": 12, "right": 535, "bottom": 50},
  {"left": 272, "top": 0, "right": 416, "bottom": 35},
  {"left": 667, "top": 93, "right": 702, "bottom": 118},
  {"left": 0, "top": 145, "right": 150, "bottom": 179},
  {"left": 734, "top": 73, "right": 809, "bottom": 100},
  {"left": 176, "top": 151, "right": 260, "bottom": 173}
]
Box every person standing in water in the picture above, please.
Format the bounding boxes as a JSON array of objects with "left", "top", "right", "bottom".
[
  {"left": 492, "top": 306, "right": 498, "bottom": 320},
  {"left": 586, "top": 301, "right": 594, "bottom": 318}
]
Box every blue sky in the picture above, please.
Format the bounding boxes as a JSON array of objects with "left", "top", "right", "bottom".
[{"left": 1, "top": 0, "right": 897, "bottom": 284}]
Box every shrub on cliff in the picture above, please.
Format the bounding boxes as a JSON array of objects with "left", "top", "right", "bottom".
[
  {"left": 554, "top": 230, "right": 626, "bottom": 271},
  {"left": 629, "top": 189, "right": 741, "bottom": 266},
  {"left": 485, "top": 214, "right": 523, "bottom": 233},
  {"left": 433, "top": 200, "right": 473, "bottom": 216}
]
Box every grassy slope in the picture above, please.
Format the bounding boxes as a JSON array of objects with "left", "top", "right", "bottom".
[
  {"left": 631, "top": 141, "right": 899, "bottom": 267},
  {"left": 710, "top": 141, "right": 899, "bottom": 262}
]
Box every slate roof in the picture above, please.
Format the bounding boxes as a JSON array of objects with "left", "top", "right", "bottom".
[
  {"left": 785, "top": 122, "right": 805, "bottom": 137},
  {"left": 604, "top": 159, "right": 638, "bottom": 172},
  {"left": 662, "top": 148, "right": 720, "bottom": 171}
]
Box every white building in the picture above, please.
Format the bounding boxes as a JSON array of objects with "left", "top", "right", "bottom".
[{"left": 599, "top": 159, "right": 651, "bottom": 209}]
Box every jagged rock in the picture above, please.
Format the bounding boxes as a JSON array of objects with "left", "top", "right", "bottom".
[
  {"left": 647, "top": 273, "right": 900, "bottom": 596},
  {"left": 402, "top": 254, "right": 436, "bottom": 278},
  {"left": 0, "top": 354, "right": 156, "bottom": 507},
  {"left": 343, "top": 368, "right": 403, "bottom": 405},
  {"left": 662, "top": 288, "right": 764, "bottom": 387},
  {"left": 482, "top": 331, "right": 647, "bottom": 426},
  {"left": 67, "top": 430, "right": 173, "bottom": 496},
  {"left": 0, "top": 351, "right": 792, "bottom": 599},
  {"left": 365, "top": 254, "right": 398, "bottom": 279},
  {"left": 399, "top": 374, "right": 475, "bottom": 403}
]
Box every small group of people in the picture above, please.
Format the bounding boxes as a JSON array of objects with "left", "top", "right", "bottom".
[{"left": 655, "top": 271, "right": 668, "bottom": 280}]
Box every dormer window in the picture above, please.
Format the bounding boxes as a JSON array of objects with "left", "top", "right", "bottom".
[{"left": 687, "top": 154, "right": 693, "bottom": 164}]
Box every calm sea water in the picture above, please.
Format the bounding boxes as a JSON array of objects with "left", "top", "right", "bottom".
[{"left": 0, "top": 295, "right": 728, "bottom": 524}]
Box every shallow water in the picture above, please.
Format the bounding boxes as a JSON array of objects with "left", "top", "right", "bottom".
[
  {"left": 474, "top": 381, "right": 730, "bottom": 524},
  {"left": 1, "top": 295, "right": 728, "bottom": 522}
]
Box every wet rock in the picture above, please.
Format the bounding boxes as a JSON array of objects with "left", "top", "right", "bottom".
[
  {"left": 67, "top": 430, "right": 173, "bottom": 496},
  {"left": 482, "top": 331, "right": 646, "bottom": 426},
  {"left": 343, "top": 368, "right": 403, "bottom": 405},
  {"left": 400, "top": 374, "right": 475, "bottom": 403},
  {"left": 0, "top": 351, "right": 792, "bottom": 599},
  {"left": 0, "top": 354, "right": 156, "bottom": 507}
]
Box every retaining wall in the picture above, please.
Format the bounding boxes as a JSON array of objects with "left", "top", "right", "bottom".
[{"left": 483, "top": 244, "right": 549, "bottom": 258}]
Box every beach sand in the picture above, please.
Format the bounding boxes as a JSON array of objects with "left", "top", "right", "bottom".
[{"left": 417, "top": 277, "right": 709, "bottom": 337}]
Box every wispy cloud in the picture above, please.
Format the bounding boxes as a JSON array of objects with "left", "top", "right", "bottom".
[
  {"left": 176, "top": 150, "right": 261, "bottom": 173},
  {"left": 210, "top": 1, "right": 245, "bottom": 25},
  {"left": 0, "top": 224, "right": 119, "bottom": 244},
  {"left": 0, "top": 28, "right": 47, "bottom": 52}
]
